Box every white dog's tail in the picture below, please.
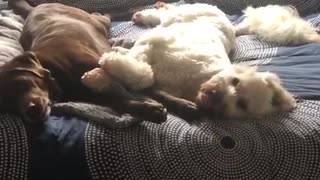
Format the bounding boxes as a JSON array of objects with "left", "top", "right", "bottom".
[
  {"left": 237, "top": 5, "right": 320, "bottom": 45},
  {"left": 256, "top": 18, "right": 320, "bottom": 45}
]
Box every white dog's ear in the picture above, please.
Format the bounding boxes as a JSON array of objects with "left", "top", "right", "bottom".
[
  {"left": 261, "top": 72, "right": 296, "bottom": 111},
  {"left": 261, "top": 71, "right": 281, "bottom": 85},
  {"left": 232, "top": 64, "right": 257, "bottom": 74}
]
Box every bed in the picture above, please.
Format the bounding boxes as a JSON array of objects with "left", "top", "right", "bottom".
[{"left": 1, "top": 0, "right": 320, "bottom": 180}]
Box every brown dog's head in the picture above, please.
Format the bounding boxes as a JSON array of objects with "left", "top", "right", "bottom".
[
  {"left": 195, "top": 65, "right": 296, "bottom": 118},
  {"left": 0, "top": 51, "right": 58, "bottom": 123}
]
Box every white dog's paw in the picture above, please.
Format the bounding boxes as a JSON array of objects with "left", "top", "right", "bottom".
[
  {"left": 132, "top": 12, "right": 144, "bottom": 25},
  {"left": 278, "top": 94, "right": 298, "bottom": 112},
  {"left": 81, "top": 68, "right": 112, "bottom": 93},
  {"left": 111, "top": 46, "right": 130, "bottom": 55},
  {"left": 99, "top": 51, "right": 154, "bottom": 90},
  {"left": 98, "top": 51, "right": 120, "bottom": 68},
  {"left": 154, "top": 1, "right": 169, "bottom": 9},
  {"left": 132, "top": 9, "right": 161, "bottom": 27}
]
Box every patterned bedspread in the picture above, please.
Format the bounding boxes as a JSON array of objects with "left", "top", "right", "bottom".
[{"left": 0, "top": 1, "right": 320, "bottom": 180}]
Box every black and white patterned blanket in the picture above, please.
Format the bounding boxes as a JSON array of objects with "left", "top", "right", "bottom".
[
  {"left": 1, "top": 1, "right": 320, "bottom": 179},
  {"left": 85, "top": 100, "right": 320, "bottom": 180}
]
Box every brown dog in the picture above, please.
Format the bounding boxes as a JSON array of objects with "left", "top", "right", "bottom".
[{"left": 0, "top": 0, "right": 167, "bottom": 124}]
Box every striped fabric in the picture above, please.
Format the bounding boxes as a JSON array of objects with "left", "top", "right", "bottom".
[
  {"left": 26, "top": 0, "right": 179, "bottom": 13},
  {"left": 186, "top": 0, "right": 320, "bottom": 15},
  {"left": 0, "top": 0, "right": 7, "bottom": 10}
]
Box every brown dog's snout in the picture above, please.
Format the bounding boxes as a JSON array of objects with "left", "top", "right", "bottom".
[
  {"left": 24, "top": 98, "right": 51, "bottom": 122},
  {"left": 26, "top": 102, "right": 43, "bottom": 119}
]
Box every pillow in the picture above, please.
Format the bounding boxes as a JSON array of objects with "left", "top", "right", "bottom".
[
  {"left": 0, "top": 10, "right": 24, "bottom": 66},
  {"left": 26, "top": 0, "right": 180, "bottom": 13},
  {"left": 185, "top": 0, "right": 320, "bottom": 15}
]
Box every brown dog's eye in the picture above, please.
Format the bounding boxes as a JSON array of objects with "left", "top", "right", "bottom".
[
  {"left": 237, "top": 98, "right": 248, "bottom": 111},
  {"left": 231, "top": 77, "right": 240, "bottom": 86},
  {"left": 13, "top": 79, "right": 33, "bottom": 92},
  {"left": 43, "top": 69, "right": 51, "bottom": 78}
]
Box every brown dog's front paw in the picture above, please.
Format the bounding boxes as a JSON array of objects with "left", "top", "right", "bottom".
[
  {"left": 143, "top": 100, "right": 168, "bottom": 124},
  {"left": 128, "top": 99, "right": 168, "bottom": 124},
  {"left": 175, "top": 100, "right": 202, "bottom": 120}
]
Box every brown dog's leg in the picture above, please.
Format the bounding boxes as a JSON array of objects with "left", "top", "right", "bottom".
[
  {"left": 82, "top": 69, "right": 167, "bottom": 124},
  {"left": 103, "top": 81, "right": 168, "bottom": 124},
  {"left": 143, "top": 88, "right": 202, "bottom": 121}
]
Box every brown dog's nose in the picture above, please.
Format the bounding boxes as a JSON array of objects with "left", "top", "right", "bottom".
[
  {"left": 26, "top": 102, "right": 43, "bottom": 119},
  {"left": 25, "top": 99, "right": 51, "bottom": 123}
]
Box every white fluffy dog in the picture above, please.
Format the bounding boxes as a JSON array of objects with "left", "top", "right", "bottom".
[
  {"left": 236, "top": 5, "right": 320, "bottom": 45},
  {"left": 82, "top": 3, "right": 297, "bottom": 119}
]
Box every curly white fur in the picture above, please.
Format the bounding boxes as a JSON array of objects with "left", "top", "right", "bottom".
[
  {"left": 106, "top": 4, "right": 235, "bottom": 96},
  {"left": 236, "top": 5, "right": 320, "bottom": 45},
  {"left": 84, "top": 3, "right": 297, "bottom": 118}
]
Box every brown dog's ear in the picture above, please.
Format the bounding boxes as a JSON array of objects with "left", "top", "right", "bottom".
[
  {"left": 10, "top": 51, "right": 41, "bottom": 68},
  {"left": 4, "top": 51, "right": 45, "bottom": 79},
  {"left": 21, "top": 51, "right": 41, "bottom": 66}
]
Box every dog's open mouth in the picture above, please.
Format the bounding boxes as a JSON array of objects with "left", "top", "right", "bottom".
[{"left": 197, "top": 93, "right": 223, "bottom": 112}]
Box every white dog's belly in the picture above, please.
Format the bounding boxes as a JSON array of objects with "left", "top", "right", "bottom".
[
  {"left": 152, "top": 55, "right": 205, "bottom": 100},
  {"left": 150, "top": 44, "right": 230, "bottom": 100},
  {"left": 97, "top": 5, "right": 235, "bottom": 100},
  {"left": 133, "top": 21, "right": 234, "bottom": 100}
]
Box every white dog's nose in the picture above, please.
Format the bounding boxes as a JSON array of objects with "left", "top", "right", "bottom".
[{"left": 205, "top": 90, "right": 224, "bottom": 103}]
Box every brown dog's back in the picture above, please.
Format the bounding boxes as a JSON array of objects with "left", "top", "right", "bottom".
[
  {"left": 0, "top": 0, "right": 169, "bottom": 124},
  {"left": 19, "top": 3, "right": 112, "bottom": 101}
]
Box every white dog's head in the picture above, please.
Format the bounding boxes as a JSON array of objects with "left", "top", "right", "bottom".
[{"left": 195, "top": 65, "right": 296, "bottom": 118}]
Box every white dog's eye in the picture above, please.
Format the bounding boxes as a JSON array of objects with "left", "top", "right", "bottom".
[
  {"left": 231, "top": 77, "right": 240, "bottom": 86},
  {"left": 271, "top": 95, "right": 280, "bottom": 106},
  {"left": 236, "top": 98, "right": 248, "bottom": 111}
]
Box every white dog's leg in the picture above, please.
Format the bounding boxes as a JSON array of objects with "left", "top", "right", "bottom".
[
  {"left": 112, "top": 46, "right": 130, "bottom": 55},
  {"left": 132, "top": 8, "right": 163, "bottom": 27},
  {"left": 304, "top": 33, "right": 320, "bottom": 44},
  {"left": 81, "top": 68, "right": 113, "bottom": 93},
  {"left": 235, "top": 21, "right": 250, "bottom": 36},
  {"left": 99, "top": 51, "right": 154, "bottom": 90},
  {"left": 131, "top": 2, "right": 176, "bottom": 27}
]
